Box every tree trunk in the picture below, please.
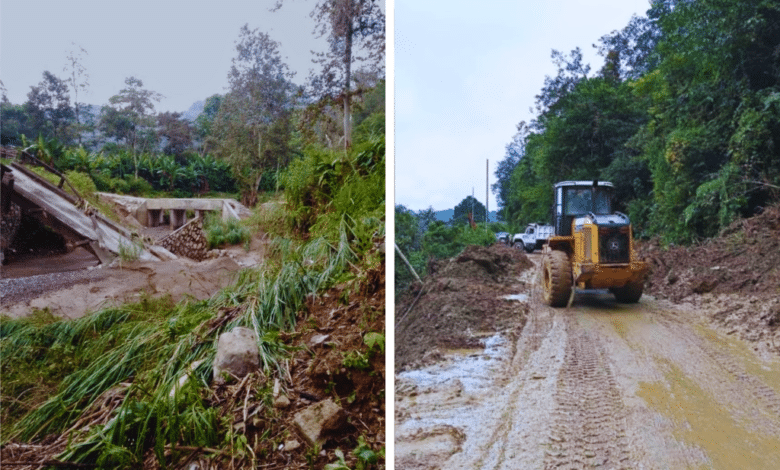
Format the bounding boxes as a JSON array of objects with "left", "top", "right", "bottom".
[{"left": 343, "top": 11, "right": 353, "bottom": 152}]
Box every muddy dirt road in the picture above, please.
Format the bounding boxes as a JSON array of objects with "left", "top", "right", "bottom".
[{"left": 395, "top": 254, "right": 780, "bottom": 469}]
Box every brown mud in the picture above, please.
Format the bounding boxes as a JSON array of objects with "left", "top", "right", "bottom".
[
  {"left": 639, "top": 203, "right": 780, "bottom": 353},
  {"left": 0, "top": 234, "right": 266, "bottom": 319},
  {"left": 396, "top": 213, "right": 780, "bottom": 469},
  {"left": 395, "top": 244, "right": 533, "bottom": 372}
]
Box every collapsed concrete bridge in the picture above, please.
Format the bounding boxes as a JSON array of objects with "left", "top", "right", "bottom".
[
  {"left": 1, "top": 162, "right": 173, "bottom": 265},
  {"left": 96, "top": 193, "right": 241, "bottom": 230}
]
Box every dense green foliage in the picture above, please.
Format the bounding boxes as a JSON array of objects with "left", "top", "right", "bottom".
[
  {"left": 203, "top": 212, "right": 252, "bottom": 249},
  {"left": 283, "top": 137, "right": 385, "bottom": 242},
  {"left": 22, "top": 138, "right": 238, "bottom": 197},
  {"left": 495, "top": 0, "right": 780, "bottom": 243}
]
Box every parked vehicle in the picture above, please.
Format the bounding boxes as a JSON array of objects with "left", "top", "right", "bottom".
[{"left": 511, "top": 223, "right": 554, "bottom": 253}]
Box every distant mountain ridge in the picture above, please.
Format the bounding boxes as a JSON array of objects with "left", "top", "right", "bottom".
[
  {"left": 181, "top": 100, "right": 204, "bottom": 122},
  {"left": 434, "top": 209, "right": 500, "bottom": 223},
  {"left": 78, "top": 100, "right": 204, "bottom": 121}
]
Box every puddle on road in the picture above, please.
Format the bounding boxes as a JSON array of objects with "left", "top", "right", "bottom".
[
  {"left": 637, "top": 358, "right": 780, "bottom": 469},
  {"left": 503, "top": 293, "right": 528, "bottom": 301},
  {"left": 1, "top": 247, "right": 99, "bottom": 279},
  {"left": 693, "top": 322, "right": 780, "bottom": 394},
  {"left": 398, "top": 334, "right": 511, "bottom": 395}
]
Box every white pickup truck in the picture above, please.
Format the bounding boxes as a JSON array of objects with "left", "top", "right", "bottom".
[{"left": 511, "top": 223, "right": 554, "bottom": 253}]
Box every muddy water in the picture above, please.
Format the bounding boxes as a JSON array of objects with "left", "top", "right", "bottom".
[
  {"left": 1, "top": 247, "right": 99, "bottom": 279},
  {"left": 395, "top": 276, "right": 780, "bottom": 469}
]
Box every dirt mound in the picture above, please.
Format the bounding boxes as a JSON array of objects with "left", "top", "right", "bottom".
[
  {"left": 639, "top": 203, "right": 780, "bottom": 352},
  {"left": 640, "top": 204, "right": 780, "bottom": 302},
  {"left": 395, "top": 244, "right": 533, "bottom": 372}
]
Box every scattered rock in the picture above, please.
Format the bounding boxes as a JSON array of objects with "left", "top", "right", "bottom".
[
  {"left": 293, "top": 398, "right": 346, "bottom": 445},
  {"left": 692, "top": 277, "right": 719, "bottom": 294},
  {"left": 213, "top": 327, "right": 261, "bottom": 382},
  {"left": 310, "top": 334, "right": 331, "bottom": 347},
  {"left": 283, "top": 439, "right": 301, "bottom": 452},
  {"left": 274, "top": 395, "right": 291, "bottom": 408}
]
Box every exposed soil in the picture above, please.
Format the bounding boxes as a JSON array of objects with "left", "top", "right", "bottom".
[
  {"left": 0, "top": 235, "right": 265, "bottom": 319},
  {"left": 639, "top": 203, "right": 780, "bottom": 353},
  {"left": 395, "top": 244, "right": 533, "bottom": 372},
  {"left": 396, "top": 215, "right": 780, "bottom": 469},
  {"left": 280, "top": 260, "right": 386, "bottom": 469},
  {"left": 395, "top": 256, "right": 780, "bottom": 469}
]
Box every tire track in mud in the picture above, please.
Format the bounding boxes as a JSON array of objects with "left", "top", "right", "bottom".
[
  {"left": 544, "top": 314, "right": 633, "bottom": 470},
  {"left": 446, "top": 299, "right": 562, "bottom": 470}
]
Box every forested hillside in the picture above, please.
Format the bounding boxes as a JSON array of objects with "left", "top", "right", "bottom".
[{"left": 494, "top": 0, "right": 780, "bottom": 243}]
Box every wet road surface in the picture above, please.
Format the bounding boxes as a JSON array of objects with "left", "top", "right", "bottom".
[{"left": 395, "top": 266, "right": 780, "bottom": 469}]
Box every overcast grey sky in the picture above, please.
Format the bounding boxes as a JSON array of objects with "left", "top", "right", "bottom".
[
  {"left": 395, "top": 0, "right": 652, "bottom": 214},
  {"left": 0, "top": 0, "right": 331, "bottom": 113}
]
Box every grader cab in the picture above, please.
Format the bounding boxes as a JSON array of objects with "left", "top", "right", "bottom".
[{"left": 541, "top": 180, "right": 648, "bottom": 307}]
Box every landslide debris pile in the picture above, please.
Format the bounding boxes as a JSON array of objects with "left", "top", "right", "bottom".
[
  {"left": 640, "top": 204, "right": 780, "bottom": 348},
  {"left": 395, "top": 243, "right": 533, "bottom": 372},
  {"left": 641, "top": 204, "right": 780, "bottom": 301}
]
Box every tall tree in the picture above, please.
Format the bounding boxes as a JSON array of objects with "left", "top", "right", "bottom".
[
  {"left": 595, "top": 14, "right": 661, "bottom": 81},
  {"left": 452, "top": 195, "right": 486, "bottom": 227},
  {"left": 157, "top": 112, "right": 193, "bottom": 160},
  {"left": 275, "top": 0, "right": 385, "bottom": 151},
  {"left": 24, "top": 71, "right": 74, "bottom": 143},
  {"left": 1, "top": 81, "right": 32, "bottom": 146},
  {"left": 100, "top": 77, "right": 162, "bottom": 176},
  {"left": 194, "top": 94, "right": 223, "bottom": 156},
  {"left": 212, "top": 26, "right": 298, "bottom": 205},
  {"left": 63, "top": 43, "right": 90, "bottom": 144},
  {"left": 492, "top": 121, "right": 528, "bottom": 219}
]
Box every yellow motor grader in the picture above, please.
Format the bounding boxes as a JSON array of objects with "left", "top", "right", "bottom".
[{"left": 541, "top": 180, "right": 648, "bottom": 307}]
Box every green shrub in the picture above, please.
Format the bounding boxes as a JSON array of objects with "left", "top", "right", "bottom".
[
  {"left": 64, "top": 171, "right": 97, "bottom": 198},
  {"left": 204, "top": 213, "right": 252, "bottom": 249},
  {"left": 123, "top": 175, "right": 154, "bottom": 196},
  {"left": 92, "top": 172, "right": 130, "bottom": 194},
  {"left": 281, "top": 136, "right": 385, "bottom": 244}
]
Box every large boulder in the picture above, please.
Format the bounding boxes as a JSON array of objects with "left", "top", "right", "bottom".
[{"left": 213, "top": 327, "right": 260, "bottom": 382}]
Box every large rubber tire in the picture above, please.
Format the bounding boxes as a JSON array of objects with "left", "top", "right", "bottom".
[
  {"left": 611, "top": 280, "right": 644, "bottom": 303},
  {"left": 525, "top": 245, "right": 534, "bottom": 254},
  {"left": 542, "top": 250, "right": 572, "bottom": 307},
  {"left": 514, "top": 241, "right": 525, "bottom": 251}
]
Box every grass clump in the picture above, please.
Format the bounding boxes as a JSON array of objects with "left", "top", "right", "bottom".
[{"left": 204, "top": 212, "right": 252, "bottom": 249}]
